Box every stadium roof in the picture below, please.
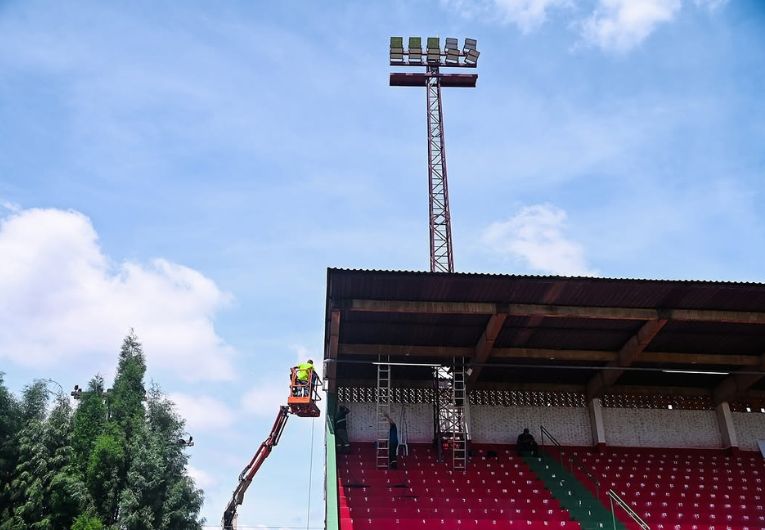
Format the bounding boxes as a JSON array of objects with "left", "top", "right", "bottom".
[{"left": 323, "top": 268, "right": 765, "bottom": 402}]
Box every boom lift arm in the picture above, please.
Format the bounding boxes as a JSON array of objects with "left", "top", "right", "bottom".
[{"left": 222, "top": 405, "right": 291, "bottom": 530}]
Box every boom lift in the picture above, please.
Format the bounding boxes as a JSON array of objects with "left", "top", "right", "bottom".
[{"left": 222, "top": 368, "right": 321, "bottom": 529}]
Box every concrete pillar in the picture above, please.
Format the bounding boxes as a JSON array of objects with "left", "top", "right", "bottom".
[
  {"left": 588, "top": 398, "right": 607, "bottom": 450},
  {"left": 716, "top": 401, "right": 739, "bottom": 450}
]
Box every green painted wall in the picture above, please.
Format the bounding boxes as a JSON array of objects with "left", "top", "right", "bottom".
[{"left": 325, "top": 393, "right": 339, "bottom": 530}]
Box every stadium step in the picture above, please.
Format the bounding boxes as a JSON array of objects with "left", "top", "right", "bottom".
[{"left": 523, "top": 452, "right": 627, "bottom": 530}]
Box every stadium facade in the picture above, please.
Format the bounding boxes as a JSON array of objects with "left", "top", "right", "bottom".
[{"left": 322, "top": 268, "right": 765, "bottom": 530}]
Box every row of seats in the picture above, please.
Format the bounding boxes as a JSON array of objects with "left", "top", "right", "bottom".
[
  {"left": 341, "top": 507, "right": 571, "bottom": 520},
  {"left": 340, "top": 519, "right": 580, "bottom": 530},
  {"left": 558, "top": 446, "right": 765, "bottom": 530},
  {"left": 339, "top": 443, "right": 577, "bottom": 530}
]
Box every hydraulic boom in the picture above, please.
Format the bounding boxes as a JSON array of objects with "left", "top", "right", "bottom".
[
  {"left": 222, "top": 405, "right": 290, "bottom": 530},
  {"left": 222, "top": 367, "right": 321, "bottom": 529}
]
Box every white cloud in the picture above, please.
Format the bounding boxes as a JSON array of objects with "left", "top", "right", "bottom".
[
  {"left": 581, "top": 0, "right": 682, "bottom": 52},
  {"left": 187, "top": 465, "right": 217, "bottom": 490},
  {"left": 240, "top": 380, "right": 292, "bottom": 418},
  {"left": 445, "top": 0, "right": 727, "bottom": 52},
  {"left": 442, "top": 0, "right": 569, "bottom": 32},
  {"left": 0, "top": 207, "right": 235, "bottom": 380},
  {"left": 1, "top": 200, "right": 21, "bottom": 213},
  {"left": 481, "top": 204, "right": 595, "bottom": 276},
  {"left": 168, "top": 393, "right": 235, "bottom": 431}
]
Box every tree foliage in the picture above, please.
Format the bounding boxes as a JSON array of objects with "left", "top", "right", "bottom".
[{"left": 0, "top": 332, "right": 204, "bottom": 529}]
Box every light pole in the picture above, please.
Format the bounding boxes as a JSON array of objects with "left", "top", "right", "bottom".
[{"left": 389, "top": 36, "right": 480, "bottom": 273}]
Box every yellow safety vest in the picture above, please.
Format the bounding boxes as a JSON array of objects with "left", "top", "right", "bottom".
[{"left": 297, "top": 362, "right": 313, "bottom": 381}]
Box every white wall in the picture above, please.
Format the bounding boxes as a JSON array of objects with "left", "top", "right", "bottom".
[
  {"left": 470, "top": 405, "right": 593, "bottom": 446},
  {"left": 338, "top": 400, "right": 735, "bottom": 449},
  {"left": 602, "top": 408, "right": 721, "bottom": 448},
  {"left": 338, "top": 402, "right": 433, "bottom": 443},
  {"left": 733, "top": 412, "right": 765, "bottom": 451}
]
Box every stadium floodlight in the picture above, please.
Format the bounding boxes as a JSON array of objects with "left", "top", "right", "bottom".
[
  {"left": 463, "top": 38, "right": 480, "bottom": 66},
  {"left": 427, "top": 37, "right": 440, "bottom": 63},
  {"left": 390, "top": 36, "right": 404, "bottom": 63},
  {"left": 389, "top": 35, "right": 480, "bottom": 273},
  {"left": 408, "top": 37, "right": 423, "bottom": 64},
  {"left": 445, "top": 37, "right": 459, "bottom": 64}
]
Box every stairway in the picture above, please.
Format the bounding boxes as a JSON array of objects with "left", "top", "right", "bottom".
[{"left": 524, "top": 452, "right": 626, "bottom": 530}]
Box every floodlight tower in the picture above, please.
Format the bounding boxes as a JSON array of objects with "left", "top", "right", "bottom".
[{"left": 390, "top": 36, "right": 479, "bottom": 273}]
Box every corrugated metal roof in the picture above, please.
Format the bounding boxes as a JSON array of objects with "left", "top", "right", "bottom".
[
  {"left": 326, "top": 268, "right": 765, "bottom": 389},
  {"left": 327, "top": 268, "right": 765, "bottom": 311}
]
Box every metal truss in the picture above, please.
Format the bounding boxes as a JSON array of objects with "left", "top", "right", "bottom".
[{"left": 426, "top": 66, "right": 454, "bottom": 273}]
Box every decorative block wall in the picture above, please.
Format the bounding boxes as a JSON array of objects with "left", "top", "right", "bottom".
[
  {"left": 470, "top": 405, "right": 592, "bottom": 446},
  {"left": 602, "top": 408, "right": 721, "bottom": 448},
  {"left": 338, "top": 402, "right": 433, "bottom": 443},
  {"left": 732, "top": 412, "right": 765, "bottom": 451}
]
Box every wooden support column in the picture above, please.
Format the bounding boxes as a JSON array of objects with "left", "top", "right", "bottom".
[
  {"left": 325, "top": 310, "right": 341, "bottom": 392},
  {"left": 467, "top": 313, "right": 507, "bottom": 386},
  {"left": 715, "top": 401, "right": 739, "bottom": 450},
  {"left": 586, "top": 318, "right": 668, "bottom": 400},
  {"left": 588, "top": 398, "right": 607, "bottom": 450}
]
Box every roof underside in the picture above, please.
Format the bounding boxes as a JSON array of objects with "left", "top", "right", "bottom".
[{"left": 324, "top": 269, "right": 765, "bottom": 397}]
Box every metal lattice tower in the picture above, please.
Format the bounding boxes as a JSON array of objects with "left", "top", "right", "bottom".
[
  {"left": 425, "top": 66, "right": 454, "bottom": 272},
  {"left": 390, "top": 36, "right": 480, "bottom": 273},
  {"left": 375, "top": 356, "right": 392, "bottom": 469},
  {"left": 434, "top": 357, "right": 468, "bottom": 470}
]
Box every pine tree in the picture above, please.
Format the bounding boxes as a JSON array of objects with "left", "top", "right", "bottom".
[
  {"left": 86, "top": 428, "right": 125, "bottom": 525},
  {"left": 110, "top": 330, "right": 147, "bottom": 437},
  {"left": 71, "top": 376, "right": 107, "bottom": 474},
  {"left": 117, "top": 424, "right": 165, "bottom": 529},
  {"left": 116, "top": 386, "right": 203, "bottom": 529},
  {"left": 146, "top": 386, "right": 203, "bottom": 530},
  {"left": 1, "top": 381, "right": 49, "bottom": 529},
  {"left": 2, "top": 385, "right": 90, "bottom": 530},
  {"left": 45, "top": 395, "right": 90, "bottom": 529},
  {"left": 70, "top": 515, "right": 104, "bottom": 530},
  {"left": 2, "top": 331, "right": 204, "bottom": 529},
  {"left": 0, "top": 373, "right": 21, "bottom": 522}
]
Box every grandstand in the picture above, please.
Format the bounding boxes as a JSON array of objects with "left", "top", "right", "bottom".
[{"left": 322, "top": 269, "right": 765, "bottom": 530}]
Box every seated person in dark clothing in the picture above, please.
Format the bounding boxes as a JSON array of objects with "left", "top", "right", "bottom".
[{"left": 517, "top": 428, "right": 538, "bottom": 456}]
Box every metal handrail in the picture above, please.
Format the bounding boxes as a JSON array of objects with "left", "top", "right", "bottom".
[
  {"left": 539, "top": 425, "right": 601, "bottom": 499},
  {"left": 607, "top": 489, "right": 650, "bottom": 530}
]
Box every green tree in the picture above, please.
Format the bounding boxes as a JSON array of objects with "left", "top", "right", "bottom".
[
  {"left": 70, "top": 514, "right": 103, "bottom": 530},
  {"left": 1, "top": 381, "right": 49, "bottom": 529},
  {"left": 116, "top": 386, "right": 203, "bottom": 529},
  {"left": 148, "top": 387, "right": 202, "bottom": 530},
  {"left": 110, "top": 330, "right": 147, "bottom": 438},
  {"left": 118, "top": 425, "right": 165, "bottom": 530},
  {"left": 86, "top": 429, "right": 125, "bottom": 525},
  {"left": 71, "top": 376, "right": 107, "bottom": 474},
  {"left": 2, "top": 386, "right": 90, "bottom": 530},
  {"left": 2, "top": 331, "right": 204, "bottom": 529},
  {"left": 0, "top": 373, "right": 21, "bottom": 522}
]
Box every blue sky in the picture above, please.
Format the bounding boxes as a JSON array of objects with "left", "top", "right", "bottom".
[{"left": 1, "top": 0, "right": 764, "bottom": 527}]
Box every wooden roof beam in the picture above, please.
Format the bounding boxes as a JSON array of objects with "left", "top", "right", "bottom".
[
  {"left": 586, "top": 319, "right": 668, "bottom": 400},
  {"left": 467, "top": 313, "right": 508, "bottom": 386},
  {"left": 338, "top": 343, "right": 473, "bottom": 357},
  {"left": 712, "top": 354, "right": 765, "bottom": 404},
  {"left": 338, "top": 343, "right": 758, "bottom": 367},
  {"left": 342, "top": 299, "right": 765, "bottom": 324},
  {"left": 324, "top": 310, "right": 341, "bottom": 392}
]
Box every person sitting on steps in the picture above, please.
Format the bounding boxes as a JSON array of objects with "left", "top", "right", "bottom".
[{"left": 517, "top": 428, "right": 539, "bottom": 457}]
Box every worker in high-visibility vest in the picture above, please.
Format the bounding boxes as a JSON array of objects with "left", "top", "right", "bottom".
[{"left": 294, "top": 359, "right": 319, "bottom": 397}]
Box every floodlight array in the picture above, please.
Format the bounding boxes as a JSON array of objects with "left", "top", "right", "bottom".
[{"left": 390, "top": 36, "right": 480, "bottom": 67}]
